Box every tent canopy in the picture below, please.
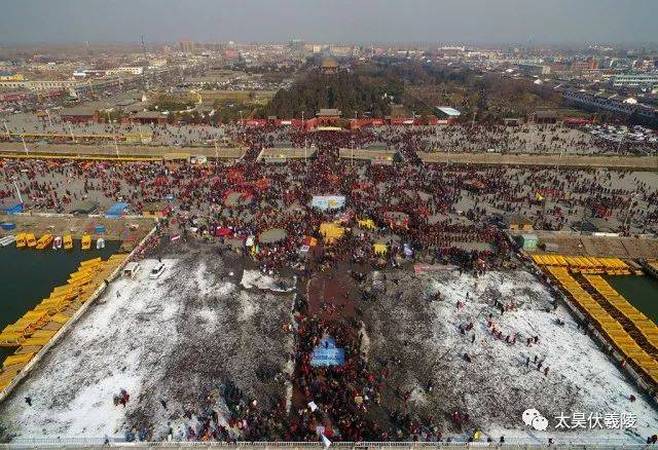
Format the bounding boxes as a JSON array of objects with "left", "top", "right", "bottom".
[
  {"left": 105, "top": 202, "right": 129, "bottom": 218},
  {"left": 373, "top": 243, "right": 388, "bottom": 255},
  {"left": 319, "top": 222, "right": 345, "bottom": 244},
  {"left": 69, "top": 200, "right": 99, "bottom": 215},
  {"left": 311, "top": 336, "right": 345, "bottom": 367},
  {"left": 259, "top": 228, "right": 288, "bottom": 244}
]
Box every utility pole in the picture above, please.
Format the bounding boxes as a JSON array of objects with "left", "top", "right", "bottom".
[
  {"left": 2, "top": 120, "right": 10, "bottom": 139},
  {"left": 352, "top": 141, "right": 355, "bottom": 167},
  {"left": 556, "top": 147, "right": 564, "bottom": 170},
  {"left": 107, "top": 110, "right": 119, "bottom": 159},
  {"left": 301, "top": 110, "right": 307, "bottom": 160},
  {"left": 67, "top": 122, "right": 77, "bottom": 144},
  {"left": 140, "top": 35, "right": 150, "bottom": 91},
  {"left": 21, "top": 135, "right": 29, "bottom": 156},
  {"left": 13, "top": 180, "right": 23, "bottom": 204}
]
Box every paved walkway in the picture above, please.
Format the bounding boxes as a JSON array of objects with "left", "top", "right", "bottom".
[
  {"left": 417, "top": 151, "right": 658, "bottom": 170},
  {"left": 0, "top": 142, "right": 246, "bottom": 160}
]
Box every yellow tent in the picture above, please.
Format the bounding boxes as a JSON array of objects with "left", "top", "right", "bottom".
[
  {"left": 373, "top": 243, "right": 388, "bottom": 255},
  {"left": 358, "top": 218, "right": 376, "bottom": 230},
  {"left": 319, "top": 222, "right": 345, "bottom": 244}
]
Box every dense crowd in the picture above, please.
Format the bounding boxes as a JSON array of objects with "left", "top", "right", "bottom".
[
  {"left": 2, "top": 127, "right": 658, "bottom": 444},
  {"left": 3, "top": 114, "right": 658, "bottom": 156}
]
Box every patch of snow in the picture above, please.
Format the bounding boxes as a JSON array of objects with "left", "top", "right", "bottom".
[
  {"left": 363, "top": 269, "right": 658, "bottom": 445},
  {"left": 240, "top": 270, "right": 294, "bottom": 292},
  {"left": 0, "top": 256, "right": 295, "bottom": 443},
  {"left": 0, "top": 259, "right": 181, "bottom": 440}
]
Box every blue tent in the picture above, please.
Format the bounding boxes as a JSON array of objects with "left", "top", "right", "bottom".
[
  {"left": 311, "top": 336, "right": 345, "bottom": 367},
  {"left": 105, "top": 202, "right": 129, "bottom": 218},
  {"left": 0, "top": 202, "right": 23, "bottom": 215}
]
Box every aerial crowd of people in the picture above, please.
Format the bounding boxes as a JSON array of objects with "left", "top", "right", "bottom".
[{"left": 2, "top": 122, "right": 658, "bottom": 444}]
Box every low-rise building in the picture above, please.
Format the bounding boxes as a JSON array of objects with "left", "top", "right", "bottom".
[{"left": 613, "top": 74, "right": 658, "bottom": 89}]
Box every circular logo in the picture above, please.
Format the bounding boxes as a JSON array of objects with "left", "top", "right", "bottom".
[{"left": 522, "top": 409, "right": 548, "bottom": 430}]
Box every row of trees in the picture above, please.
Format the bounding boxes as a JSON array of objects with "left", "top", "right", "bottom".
[
  {"left": 257, "top": 58, "right": 565, "bottom": 122},
  {"left": 261, "top": 69, "right": 402, "bottom": 119}
]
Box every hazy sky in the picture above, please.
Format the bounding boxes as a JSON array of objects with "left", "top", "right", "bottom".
[{"left": 1, "top": 0, "right": 657, "bottom": 46}]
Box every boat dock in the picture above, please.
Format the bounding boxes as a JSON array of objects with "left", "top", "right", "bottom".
[
  {"left": 0, "top": 255, "right": 128, "bottom": 391},
  {"left": 0, "top": 214, "right": 154, "bottom": 252},
  {"left": 533, "top": 255, "right": 658, "bottom": 392}
]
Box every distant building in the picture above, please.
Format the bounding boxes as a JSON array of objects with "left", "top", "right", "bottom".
[
  {"left": 435, "top": 106, "right": 461, "bottom": 122},
  {"left": 329, "top": 46, "right": 353, "bottom": 57},
  {"left": 0, "top": 72, "right": 24, "bottom": 81},
  {"left": 106, "top": 66, "right": 143, "bottom": 76},
  {"left": 179, "top": 40, "right": 195, "bottom": 54},
  {"left": 531, "top": 110, "right": 558, "bottom": 124},
  {"left": 316, "top": 108, "right": 342, "bottom": 126},
  {"left": 73, "top": 69, "right": 107, "bottom": 79},
  {"left": 571, "top": 58, "right": 598, "bottom": 72},
  {"left": 0, "top": 79, "right": 78, "bottom": 91},
  {"left": 320, "top": 57, "right": 338, "bottom": 75},
  {"left": 613, "top": 74, "right": 658, "bottom": 89},
  {"left": 60, "top": 106, "right": 99, "bottom": 123},
  {"left": 130, "top": 111, "right": 168, "bottom": 125},
  {"left": 517, "top": 64, "right": 551, "bottom": 76},
  {"left": 563, "top": 90, "right": 658, "bottom": 127}
]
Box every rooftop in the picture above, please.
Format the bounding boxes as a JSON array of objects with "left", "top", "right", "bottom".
[
  {"left": 436, "top": 106, "right": 461, "bottom": 117},
  {"left": 317, "top": 108, "right": 341, "bottom": 117}
]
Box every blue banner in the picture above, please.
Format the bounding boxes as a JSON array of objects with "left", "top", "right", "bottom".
[{"left": 311, "top": 336, "right": 345, "bottom": 367}]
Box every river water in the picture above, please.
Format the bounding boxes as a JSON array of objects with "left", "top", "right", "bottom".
[
  {"left": 0, "top": 242, "right": 121, "bottom": 365},
  {"left": 606, "top": 275, "right": 658, "bottom": 324}
]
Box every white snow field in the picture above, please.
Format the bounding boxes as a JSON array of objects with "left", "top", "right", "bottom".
[
  {"left": 0, "top": 256, "right": 295, "bottom": 443},
  {"left": 361, "top": 269, "right": 658, "bottom": 445}
]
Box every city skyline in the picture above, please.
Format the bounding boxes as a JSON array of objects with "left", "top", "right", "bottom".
[{"left": 1, "top": 0, "right": 658, "bottom": 46}]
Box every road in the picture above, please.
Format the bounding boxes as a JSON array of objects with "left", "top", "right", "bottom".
[
  {"left": 417, "top": 151, "right": 658, "bottom": 170},
  {"left": 0, "top": 142, "right": 246, "bottom": 160}
]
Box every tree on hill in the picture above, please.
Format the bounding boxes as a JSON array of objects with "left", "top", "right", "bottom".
[{"left": 262, "top": 70, "right": 399, "bottom": 119}]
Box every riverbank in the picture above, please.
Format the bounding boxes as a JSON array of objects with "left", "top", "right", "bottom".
[{"left": 0, "top": 242, "right": 121, "bottom": 365}]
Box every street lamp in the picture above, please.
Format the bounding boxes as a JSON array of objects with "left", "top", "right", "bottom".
[
  {"left": 2, "top": 120, "right": 10, "bottom": 140},
  {"left": 21, "top": 135, "right": 29, "bottom": 156},
  {"left": 67, "top": 122, "right": 77, "bottom": 144}
]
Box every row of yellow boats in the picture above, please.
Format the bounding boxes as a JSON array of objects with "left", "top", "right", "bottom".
[
  {"left": 14, "top": 233, "right": 92, "bottom": 250},
  {"left": 546, "top": 266, "right": 658, "bottom": 385},
  {"left": 532, "top": 254, "right": 631, "bottom": 275},
  {"left": 585, "top": 274, "right": 658, "bottom": 348},
  {"left": 0, "top": 255, "right": 127, "bottom": 391}
]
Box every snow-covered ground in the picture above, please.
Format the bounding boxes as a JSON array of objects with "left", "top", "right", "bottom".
[
  {"left": 0, "top": 255, "right": 295, "bottom": 443},
  {"left": 2, "top": 259, "right": 655, "bottom": 445},
  {"left": 241, "top": 269, "right": 296, "bottom": 292},
  {"left": 361, "top": 269, "right": 658, "bottom": 445}
]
